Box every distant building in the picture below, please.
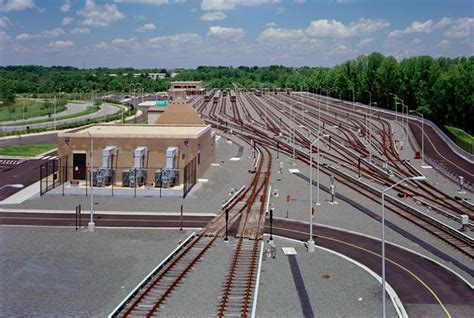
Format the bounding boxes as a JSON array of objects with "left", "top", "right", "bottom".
[
  {"left": 148, "top": 73, "right": 167, "bottom": 80},
  {"left": 138, "top": 99, "right": 171, "bottom": 124},
  {"left": 168, "top": 81, "right": 204, "bottom": 100}
]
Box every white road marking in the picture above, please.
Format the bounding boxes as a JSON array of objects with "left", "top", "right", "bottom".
[
  {"left": 230, "top": 157, "right": 241, "bottom": 161},
  {"left": 282, "top": 247, "right": 297, "bottom": 255},
  {"left": 288, "top": 168, "right": 300, "bottom": 174}
]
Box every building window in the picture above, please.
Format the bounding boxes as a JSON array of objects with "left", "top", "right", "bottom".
[{"left": 198, "top": 152, "right": 201, "bottom": 165}]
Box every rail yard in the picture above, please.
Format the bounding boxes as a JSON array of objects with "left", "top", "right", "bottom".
[{"left": 0, "top": 89, "right": 473, "bottom": 317}]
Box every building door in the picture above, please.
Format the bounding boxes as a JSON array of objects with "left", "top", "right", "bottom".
[{"left": 73, "top": 153, "right": 86, "bottom": 180}]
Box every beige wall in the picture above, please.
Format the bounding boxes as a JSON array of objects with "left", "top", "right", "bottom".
[{"left": 58, "top": 129, "right": 215, "bottom": 184}]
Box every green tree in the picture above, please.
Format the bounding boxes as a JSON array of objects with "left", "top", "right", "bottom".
[{"left": 94, "top": 98, "right": 103, "bottom": 108}]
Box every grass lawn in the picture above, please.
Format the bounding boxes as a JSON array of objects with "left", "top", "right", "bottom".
[
  {"left": 0, "top": 143, "right": 57, "bottom": 157},
  {"left": 445, "top": 126, "right": 473, "bottom": 153},
  {"left": 0, "top": 98, "right": 67, "bottom": 122},
  {"left": 11, "top": 106, "right": 100, "bottom": 126}
]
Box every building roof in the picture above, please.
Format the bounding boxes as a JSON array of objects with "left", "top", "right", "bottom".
[
  {"left": 170, "top": 81, "right": 202, "bottom": 84},
  {"left": 155, "top": 99, "right": 206, "bottom": 126},
  {"left": 60, "top": 124, "right": 209, "bottom": 139}
]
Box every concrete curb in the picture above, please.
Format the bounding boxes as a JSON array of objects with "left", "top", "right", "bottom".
[
  {"left": 0, "top": 207, "right": 217, "bottom": 216},
  {"left": 0, "top": 180, "right": 42, "bottom": 204}
]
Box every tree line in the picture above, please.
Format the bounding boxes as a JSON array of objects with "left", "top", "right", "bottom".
[
  {"left": 0, "top": 53, "right": 472, "bottom": 133},
  {"left": 175, "top": 54, "right": 472, "bottom": 134}
]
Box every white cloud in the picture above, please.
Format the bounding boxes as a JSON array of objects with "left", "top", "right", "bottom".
[
  {"left": 78, "top": 0, "right": 125, "bottom": 27},
  {"left": 48, "top": 40, "right": 74, "bottom": 49},
  {"left": 388, "top": 17, "right": 455, "bottom": 38},
  {"left": 111, "top": 37, "right": 136, "bottom": 45},
  {"left": 16, "top": 28, "right": 65, "bottom": 40},
  {"left": 201, "top": 0, "right": 280, "bottom": 11},
  {"left": 60, "top": 0, "right": 70, "bottom": 12},
  {"left": 306, "top": 18, "right": 389, "bottom": 38},
  {"left": 70, "top": 27, "right": 90, "bottom": 34},
  {"left": 0, "top": 15, "right": 10, "bottom": 28},
  {"left": 333, "top": 44, "right": 351, "bottom": 54},
  {"left": 148, "top": 33, "right": 202, "bottom": 48},
  {"left": 437, "top": 39, "right": 450, "bottom": 49},
  {"left": 95, "top": 37, "right": 136, "bottom": 49},
  {"left": 114, "top": 0, "right": 168, "bottom": 4},
  {"left": 136, "top": 23, "right": 156, "bottom": 32},
  {"left": 257, "top": 27, "right": 305, "bottom": 43},
  {"left": 294, "top": 0, "right": 305, "bottom": 3},
  {"left": 357, "top": 37, "right": 373, "bottom": 47},
  {"left": 388, "top": 20, "right": 434, "bottom": 38},
  {"left": 62, "top": 16, "right": 74, "bottom": 25},
  {"left": 207, "top": 25, "right": 245, "bottom": 40},
  {"left": 201, "top": 11, "right": 226, "bottom": 21},
  {"left": 444, "top": 17, "right": 473, "bottom": 39},
  {"left": 0, "top": 0, "right": 35, "bottom": 12},
  {"left": 436, "top": 17, "right": 452, "bottom": 29},
  {"left": 265, "top": 22, "right": 276, "bottom": 28},
  {"left": 0, "top": 30, "right": 10, "bottom": 41}
]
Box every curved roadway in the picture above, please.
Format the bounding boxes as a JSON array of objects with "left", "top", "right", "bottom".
[
  {"left": 409, "top": 121, "right": 474, "bottom": 187},
  {"left": 1, "top": 103, "right": 122, "bottom": 132}
]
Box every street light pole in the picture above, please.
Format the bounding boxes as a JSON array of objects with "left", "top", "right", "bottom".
[
  {"left": 410, "top": 110, "right": 425, "bottom": 163},
  {"left": 389, "top": 93, "right": 399, "bottom": 126},
  {"left": 381, "top": 176, "right": 426, "bottom": 317},
  {"left": 365, "top": 90, "right": 371, "bottom": 145},
  {"left": 86, "top": 131, "right": 95, "bottom": 232},
  {"left": 308, "top": 134, "right": 329, "bottom": 253}
]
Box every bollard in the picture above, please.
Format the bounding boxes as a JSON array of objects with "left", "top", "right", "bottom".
[
  {"left": 460, "top": 215, "right": 468, "bottom": 232},
  {"left": 358, "top": 157, "right": 361, "bottom": 179},
  {"left": 458, "top": 176, "right": 465, "bottom": 193},
  {"left": 330, "top": 184, "right": 336, "bottom": 204},
  {"left": 271, "top": 245, "right": 277, "bottom": 259},
  {"left": 224, "top": 208, "right": 229, "bottom": 242},
  {"left": 279, "top": 161, "right": 283, "bottom": 174}
]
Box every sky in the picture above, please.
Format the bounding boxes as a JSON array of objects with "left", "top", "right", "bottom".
[{"left": 0, "top": 0, "right": 472, "bottom": 68}]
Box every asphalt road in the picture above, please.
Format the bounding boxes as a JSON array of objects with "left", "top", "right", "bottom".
[
  {"left": 0, "top": 213, "right": 471, "bottom": 317},
  {"left": 1, "top": 102, "right": 89, "bottom": 126},
  {"left": 0, "top": 152, "right": 57, "bottom": 200},
  {"left": 409, "top": 121, "right": 474, "bottom": 186},
  {"left": 0, "top": 132, "right": 58, "bottom": 147},
  {"left": 1, "top": 103, "right": 121, "bottom": 132}
]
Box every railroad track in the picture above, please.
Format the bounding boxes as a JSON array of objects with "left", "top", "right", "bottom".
[
  {"left": 211, "top": 91, "right": 473, "bottom": 255},
  {"left": 114, "top": 126, "right": 272, "bottom": 316}
]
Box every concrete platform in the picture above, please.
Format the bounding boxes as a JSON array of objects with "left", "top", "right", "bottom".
[
  {"left": 0, "top": 226, "right": 193, "bottom": 317},
  {"left": 257, "top": 235, "right": 399, "bottom": 317}
]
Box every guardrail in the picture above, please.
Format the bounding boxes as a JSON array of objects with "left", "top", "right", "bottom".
[
  {"left": 108, "top": 232, "right": 196, "bottom": 318},
  {"left": 222, "top": 185, "right": 246, "bottom": 210}
]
